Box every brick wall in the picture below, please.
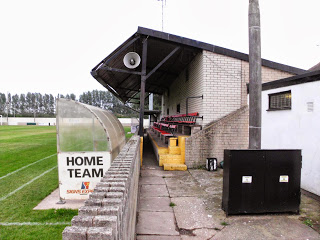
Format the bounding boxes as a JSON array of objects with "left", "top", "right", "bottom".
[
  {"left": 162, "top": 50, "right": 296, "bottom": 127},
  {"left": 185, "top": 106, "right": 249, "bottom": 168},
  {"left": 182, "top": 57, "right": 295, "bottom": 168},
  {"left": 162, "top": 52, "right": 204, "bottom": 126},
  {"left": 240, "top": 61, "right": 295, "bottom": 106},
  {"left": 202, "top": 51, "right": 242, "bottom": 125},
  {"left": 62, "top": 135, "right": 141, "bottom": 240}
]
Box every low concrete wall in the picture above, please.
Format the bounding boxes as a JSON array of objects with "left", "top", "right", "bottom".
[
  {"left": 62, "top": 135, "right": 141, "bottom": 240},
  {"left": 1, "top": 117, "right": 149, "bottom": 127},
  {"left": 185, "top": 106, "right": 249, "bottom": 168},
  {"left": 2, "top": 117, "right": 56, "bottom": 126},
  {"left": 119, "top": 118, "right": 149, "bottom": 127}
]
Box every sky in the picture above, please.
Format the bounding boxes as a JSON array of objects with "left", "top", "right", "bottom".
[{"left": 1, "top": 0, "right": 319, "bottom": 98}]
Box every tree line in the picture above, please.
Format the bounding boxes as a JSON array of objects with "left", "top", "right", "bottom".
[{"left": 0, "top": 90, "right": 161, "bottom": 118}]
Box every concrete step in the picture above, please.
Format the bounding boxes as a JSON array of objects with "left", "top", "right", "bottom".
[
  {"left": 159, "top": 154, "right": 183, "bottom": 166},
  {"left": 168, "top": 146, "right": 181, "bottom": 155},
  {"left": 158, "top": 147, "right": 169, "bottom": 154},
  {"left": 163, "top": 163, "right": 187, "bottom": 171}
]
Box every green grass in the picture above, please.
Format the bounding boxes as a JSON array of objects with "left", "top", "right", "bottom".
[
  {"left": 0, "top": 126, "right": 57, "bottom": 176},
  {"left": 220, "top": 221, "right": 229, "bottom": 226},
  {"left": 303, "top": 218, "right": 313, "bottom": 227},
  {"left": 0, "top": 124, "right": 132, "bottom": 239},
  {"left": 0, "top": 126, "right": 76, "bottom": 240},
  {"left": 0, "top": 225, "right": 69, "bottom": 240},
  {"left": 124, "top": 126, "right": 134, "bottom": 140}
]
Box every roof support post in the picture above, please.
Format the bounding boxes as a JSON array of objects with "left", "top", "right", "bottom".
[
  {"left": 249, "top": 0, "right": 262, "bottom": 149},
  {"left": 139, "top": 37, "right": 148, "bottom": 137},
  {"left": 145, "top": 46, "right": 180, "bottom": 80}
]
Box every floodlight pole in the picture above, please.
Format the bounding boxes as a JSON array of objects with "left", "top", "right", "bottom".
[
  {"left": 249, "top": 0, "right": 262, "bottom": 149},
  {"left": 139, "top": 38, "right": 148, "bottom": 137}
]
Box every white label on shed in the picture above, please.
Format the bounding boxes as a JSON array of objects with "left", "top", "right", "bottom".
[
  {"left": 279, "top": 175, "right": 289, "bottom": 183},
  {"left": 58, "top": 152, "right": 110, "bottom": 200},
  {"left": 242, "top": 176, "right": 252, "bottom": 183}
]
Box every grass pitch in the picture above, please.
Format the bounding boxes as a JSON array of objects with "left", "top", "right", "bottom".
[
  {"left": 0, "top": 125, "right": 133, "bottom": 240},
  {"left": 0, "top": 126, "right": 76, "bottom": 240}
]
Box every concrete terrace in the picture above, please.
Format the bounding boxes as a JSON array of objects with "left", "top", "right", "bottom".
[{"left": 136, "top": 136, "right": 320, "bottom": 240}]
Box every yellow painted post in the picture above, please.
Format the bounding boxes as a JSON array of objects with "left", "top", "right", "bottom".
[
  {"left": 140, "top": 137, "right": 143, "bottom": 166},
  {"left": 169, "top": 137, "right": 177, "bottom": 147},
  {"left": 178, "top": 136, "right": 188, "bottom": 164}
]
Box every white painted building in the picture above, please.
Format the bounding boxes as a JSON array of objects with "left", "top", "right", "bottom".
[{"left": 261, "top": 70, "right": 320, "bottom": 196}]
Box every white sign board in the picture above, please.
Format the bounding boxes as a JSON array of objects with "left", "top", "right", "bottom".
[
  {"left": 242, "top": 176, "right": 252, "bottom": 183},
  {"left": 279, "top": 175, "right": 289, "bottom": 183},
  {"left": 58, "top": 152, "right": 110, "bottom": 200}
]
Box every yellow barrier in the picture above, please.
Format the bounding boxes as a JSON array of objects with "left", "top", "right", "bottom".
[
  {"left": 140, "top": 137, "right": 143, "bottom": 166},
  {"left": 148, "top": 131, "right": 189, "bottom": 171}
]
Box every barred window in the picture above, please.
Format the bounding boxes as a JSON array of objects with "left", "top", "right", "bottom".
[{"left": 268, "top": 91, "right": 291, "bottom": 110}]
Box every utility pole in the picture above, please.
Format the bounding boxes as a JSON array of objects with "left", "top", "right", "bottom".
[{"left": 248, "top": 0, "right": 262, "bottom": 149}]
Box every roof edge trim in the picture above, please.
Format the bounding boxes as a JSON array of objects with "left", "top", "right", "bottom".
[
  {"left": 137, "top": 26, "right": 306, "bottom": 75},
  {"left": 261, "top": 70, "right": 320, "bottom": 91}
]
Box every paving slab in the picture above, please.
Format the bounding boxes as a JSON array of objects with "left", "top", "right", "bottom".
[
  {"left": 137, "top": 235, "right": 181, "bottom": 240},
  {"left": 139, "top": 176, "right": 166, "bottom": 185},
  {"left": 136, "top": 211, "right": 179, "bottom": 236},
  {"left": 137, "top": 137, "right": 320, "bottom": 239},
  {"left": 33, "top": 188, "right": 85, "bottom": 210},
  {"left": 165, "top": 176, "right": 206, "bottom": 197},
  {"left": 201, "top": 195, "right": 225, "bottom": 219},
  {"left": 189, "top": 169, "right": 223, "bottom": 195},
  {"left": 180, "top": 228, "right": 218, "bottom": 240},
  {"left": 141, "top": 165, "right": 163, "bottom": 170},
  {"left": 141, "top": 169, "right": 190, "bottom": 178},
  {"left": 212, "top": 215, "right": 320, "bottom": 240},
  {"left": 300, "top": 193, "right": 320, "bottom": 233},
  {"left": 172, "top": 197, "right": 223, "bottom": 230},
  {"left": 140, "top": 184, "right": 169, "bottom": 197},
  {"left": 139, "top": 197, "right": 173, "bottom": 212}
]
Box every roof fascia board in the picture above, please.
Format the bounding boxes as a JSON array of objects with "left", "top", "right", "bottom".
[
  {"left": 137, "top": 26, "right": 306, "bottom": 75},
  {"left": 102, "top": 36, "right": 140, "bottom": 67},
  {"left": 261, "top": 70, "right": 320, "bottom": 91},
  {"left": 91, "top": 71, "right": 128, "bottom": 103},
  {"left": 91, "top": 33, "right": 139, "bottom": 72}
]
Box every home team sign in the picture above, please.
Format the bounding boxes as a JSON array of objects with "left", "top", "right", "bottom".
[{"left": 58, "top": 152, "right": 110, "bottom": 200}]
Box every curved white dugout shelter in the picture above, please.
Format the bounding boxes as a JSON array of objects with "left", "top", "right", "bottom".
[{"left": 56, "top": 98, "right": 125, "bottom": 200}]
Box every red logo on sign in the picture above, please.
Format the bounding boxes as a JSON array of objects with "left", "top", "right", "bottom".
[{"left": 81, "top": 182, "right": 90, "bottom": 189}]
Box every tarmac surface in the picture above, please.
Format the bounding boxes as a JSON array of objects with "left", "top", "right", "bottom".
[{"left": 136, "top": 137, "right": 320, "bottom": 240}]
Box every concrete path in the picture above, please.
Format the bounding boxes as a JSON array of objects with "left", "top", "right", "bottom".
[
  {"left": 33, "top": 188, "right": 85, "bottom": 210},
  {"left": 136, "top": 137, "right": 320, "bottom": 240}
]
